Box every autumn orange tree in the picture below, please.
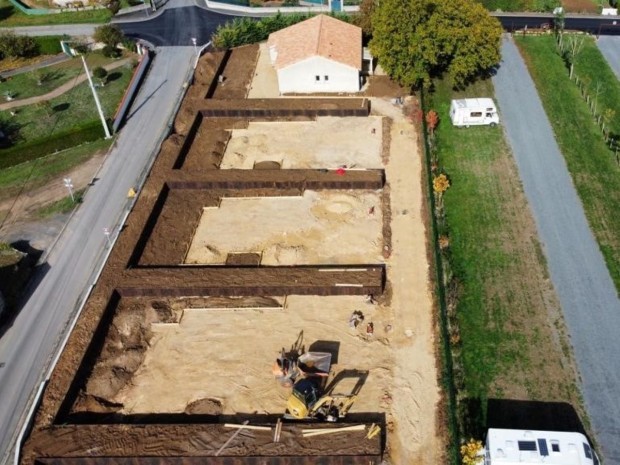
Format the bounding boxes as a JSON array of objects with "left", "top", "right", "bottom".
[{"left": 369, "top": 0, "right": 502, "bottom": 89}]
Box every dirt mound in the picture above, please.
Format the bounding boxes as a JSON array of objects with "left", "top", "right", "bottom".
[{"left": 184, "top": 397, "right": 223, "bottom": 415}]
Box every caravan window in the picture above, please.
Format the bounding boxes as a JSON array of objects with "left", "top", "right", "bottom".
[
  {"left": 584, "top": 443, "right": 593, "bottom": 459},
  {"left": 550, "top": 440, "right": 560, "bottom": 452},
  {"left": 470, "top": 112, "right": 482, "bottom": 117}
]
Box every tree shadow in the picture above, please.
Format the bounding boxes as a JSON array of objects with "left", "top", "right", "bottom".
[
  {"left": 459, "top": 397, "right": 589, "bottom": 441},
  {"left": 107, "top": 71, "right": 122, "bottom": 82},
  {"left": 0, "top": 240, "right": 48, "bottom": 339},
  {"left": 53, "top": 102, "right": 70, "bottom": 112},
  {"left": 0, "top": 117, "right": 23, "bottom": 148},
  {"left": 0, "top": 5, "right": 14, "bottom": 21}
]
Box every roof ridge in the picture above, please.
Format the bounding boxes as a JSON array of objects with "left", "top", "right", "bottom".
[{"left": 315, "top": 14, "right": 324, "bottom": 57}]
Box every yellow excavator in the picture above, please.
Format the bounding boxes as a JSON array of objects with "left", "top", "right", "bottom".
[{"left": 273, "top": 351, "right": 358, "bottom": 421}]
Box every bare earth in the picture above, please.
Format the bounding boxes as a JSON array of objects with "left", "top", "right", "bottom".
[
  {"left": 113, "top": 295, "right": 393, "bottom": 415},
  {"left": 221, "top": 117, "right": 384, "bottom": 169},
  {"left": 111, "top": 97, "right": 441, "bottom": 463},
  {"left": 185, "top": 190, "right": 383, "bottom": 265}
]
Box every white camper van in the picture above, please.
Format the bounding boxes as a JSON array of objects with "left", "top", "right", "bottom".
[
  {"left": 483, "top": 428, "right": 599, "bottom": 465},
  {"left": 450, "top": 98, "right": 499, "bottom": 127}
]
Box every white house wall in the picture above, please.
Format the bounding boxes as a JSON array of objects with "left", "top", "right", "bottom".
[{"left": 276, "top": 56, "right": 360, "bottom": 94}]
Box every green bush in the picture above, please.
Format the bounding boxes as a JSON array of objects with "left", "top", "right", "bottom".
[
  {"left": 0, "top": 120, "right": 104, "bottom": 169},
  {"left": 34, "top": 36, "right": 65, "bottom": 55},
  {"left": 212, "top": 12, "right": 351, "bottom": 49},
  {"left": 0, "top": 31, "right": 38, "bottom": 58},
  {"left": 101, "top": 44, "right": 121, "bottom": 58}
]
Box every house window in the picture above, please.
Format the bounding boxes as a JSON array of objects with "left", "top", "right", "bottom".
[
  {"left": 551, "top": 440, "right": 560, "bottom": 453},
  {"left": 324, "top": 75, "right": 329, "bottom": 81},
  {"left": 315, "top": 75, "right": 320, "bottom": 81}
]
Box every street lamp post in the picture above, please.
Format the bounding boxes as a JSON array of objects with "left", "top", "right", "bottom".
[
  {"left": 81, "top": 55, "right": 112, "bottom": 139},
  {"left": 191, "top": 38, "right": 198, "bottom": 57},
  {"left": 63, "top": 177, "right": 75, "bottom": 202},
  {"left": 103, "top": 228, "right": 112, "bottom": 247}
]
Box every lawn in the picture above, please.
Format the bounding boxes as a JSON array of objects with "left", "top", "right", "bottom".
[
  {"left": 0, "top": 0, "right": 111, "bottom": 26},
  {"left": 516, "top": 35, "right": 620, "bottom": 293},
  {"left": 1, "top": 54, "right": 123, "bottom": 101},
  {"left": 5, "top": 57, "right": 132, "bottom": 142},
  {"left": 36, "top": 188, "right": 84, "bottom": 217},
  {"left": 430, "top": 77, "right": 584, "bottom": 435},
  {"left": 0, "top": 138, "right": 112, "bottom": 202}
]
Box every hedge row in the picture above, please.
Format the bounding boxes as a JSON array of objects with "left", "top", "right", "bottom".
[
  {"left": 0, "top": 120, "right": 104, "bottom": 169},
  {"left": 211, "top": 12, "right": 351, "bottom": 49}
]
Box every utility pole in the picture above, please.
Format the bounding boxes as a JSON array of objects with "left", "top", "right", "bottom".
[
  {"left": 63, "top": 177, "right": 75, "bottom": 202},
  {"left": 81, "top": 55, "right": 111, "bottom": 139}
]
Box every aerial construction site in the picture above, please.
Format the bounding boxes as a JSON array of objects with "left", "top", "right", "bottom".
[{"left": 20, "top": 44, "right": 442, "bottom": 464}]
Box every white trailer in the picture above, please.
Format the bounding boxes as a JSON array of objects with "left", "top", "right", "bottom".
[
  {"left": 450, "top": 98, "right": 499, "bottom": 127},
  {"left": 484, "top": 428, "right": 599, "bottom": 465}
]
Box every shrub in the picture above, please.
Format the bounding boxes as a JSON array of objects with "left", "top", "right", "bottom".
[
  {"left": 101, "top": 44, "right": 121, "bottom": 58},
  {"left": 107, "top": 0, "right": 120, "bottom": 14},
  {"left": 211, "top": 12, "right": 351, "bottom": 49},
  {"left": 92, "top": 66, "right": 108, "bottom": 85},
  {"left": 0, "top": 32, "right": 38, "bottom": 58},
  {"left": 94, "top": 24, "right": 124, "bottom": 47}
]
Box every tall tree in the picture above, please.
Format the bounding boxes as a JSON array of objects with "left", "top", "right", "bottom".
[
  {"left": 355, "top": 0, "right": 377, "bottom": 37},
  {"left": 370, "top": 0, "right": 502, "bottom": 89},
  {"left": 93, "top": 24, "right": 124, "bottom": 48}
]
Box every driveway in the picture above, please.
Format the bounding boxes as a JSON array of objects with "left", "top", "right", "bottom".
[
  {"left": 0, "top": 46, "right": 196, "bottom": 465},
  {"left": 492, "top": 35, "right": 620, "bottom": 464},
  {"left": 596, "top": 36, "right": 620, "bottom": 79}
]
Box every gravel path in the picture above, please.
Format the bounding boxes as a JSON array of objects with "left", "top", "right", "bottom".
[
  {"left": 492, "top": 35, "right": 620, "bottom": 464},
  {"left": 596, "top": 36, "right": 620, "bottom": 79}
]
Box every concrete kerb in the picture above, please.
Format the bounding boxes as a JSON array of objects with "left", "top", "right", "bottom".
[{"left": 11, "top": 48, "right": 197, "bottom": 465}]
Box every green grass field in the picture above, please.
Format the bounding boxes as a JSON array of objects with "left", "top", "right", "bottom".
[
  {"left": 7, "top": 59, "right": 131, "bottom": 142},
  {"left": 0, "top": 138, "right": 112, "bottom": 201},
  {"left": 36, "top": 188, "right": 84, "bottom": 217},
  {"left": 516, "top": 35, "right": 620, "bottom": 293},
  {"left": 0, "top": 0, "right": 111, "bottom": 26},
  {"left": 573, "top": 36, "right": 620, "bottom": 136},
  {"left": 1, "top": 54, "right": 118, "bottom": 100},
  {"left": 430, "top": 76, "right": 583, "bottom": 433}
]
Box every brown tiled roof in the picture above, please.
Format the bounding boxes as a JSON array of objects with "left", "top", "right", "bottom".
[{"left": 267, "top": 15, "right": 362, "bottom": 71}]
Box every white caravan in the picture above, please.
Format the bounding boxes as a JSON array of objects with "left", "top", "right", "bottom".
[
  {"left": 484, "top": 428, "right": 599, "bottom": 465},
  {"left": 450, "top": 98, "right": 499, "bottom": 127}
]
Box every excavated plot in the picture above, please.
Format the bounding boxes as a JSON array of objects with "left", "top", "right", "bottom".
[
  {"left": 105, "top": 295, "right": 393, "bottom": 415},
  {"left": 185, "top": 190, "right": 384, "bottom": 265},
  {"left": 220, "top": 117, "right": 383, "bottom": 169}
]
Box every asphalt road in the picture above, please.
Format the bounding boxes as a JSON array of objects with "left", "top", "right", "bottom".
[
  {"left": 0, "top": 46, "right": 196, "bottom": 465},
  {"left": 492, "top": 35, "right": 620, "bottom": 464},
  {"left": 596, "top": 36, "right": 620, "bottom": 78},
  {"left": 117, "top": 4, "right": 231, "bottom": 46}
]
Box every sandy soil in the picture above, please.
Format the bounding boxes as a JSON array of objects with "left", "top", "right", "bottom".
[
  {"left": 248, "top": 43, "right": 280, "bottom": 99},
  {"left": 22, "top": 43, "right": 441, "bottom": 465},
  {"left": 221, "top": 117, "right": 384, "bottom": 169},
  {"left": 112, "top": 295, "right": 393, "bottom": 415},
  {"left": 185, "top": 190, "right": 384, "bottom": 266},
  {"left": 372, "top": 98, "right": 440, "bottom": 464}
]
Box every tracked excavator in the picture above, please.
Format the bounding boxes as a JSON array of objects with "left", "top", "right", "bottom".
[{"left": 272, "top": 350, "right": 357, "bottom": 421}]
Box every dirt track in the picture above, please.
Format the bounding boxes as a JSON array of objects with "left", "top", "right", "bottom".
[{"left": 22, "top": 43, "right": 441, "bottom": 465}]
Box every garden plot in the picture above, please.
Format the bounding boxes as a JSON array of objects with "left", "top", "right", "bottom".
[
  {"left": 185, "top": 190, "right": 384, "bottom": 265},
  {"left": 220, "top": 117, "right": 384, "bottom": 169},
  {"left": 111, "top": 295, "right": 394, "bottom": 415}
]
